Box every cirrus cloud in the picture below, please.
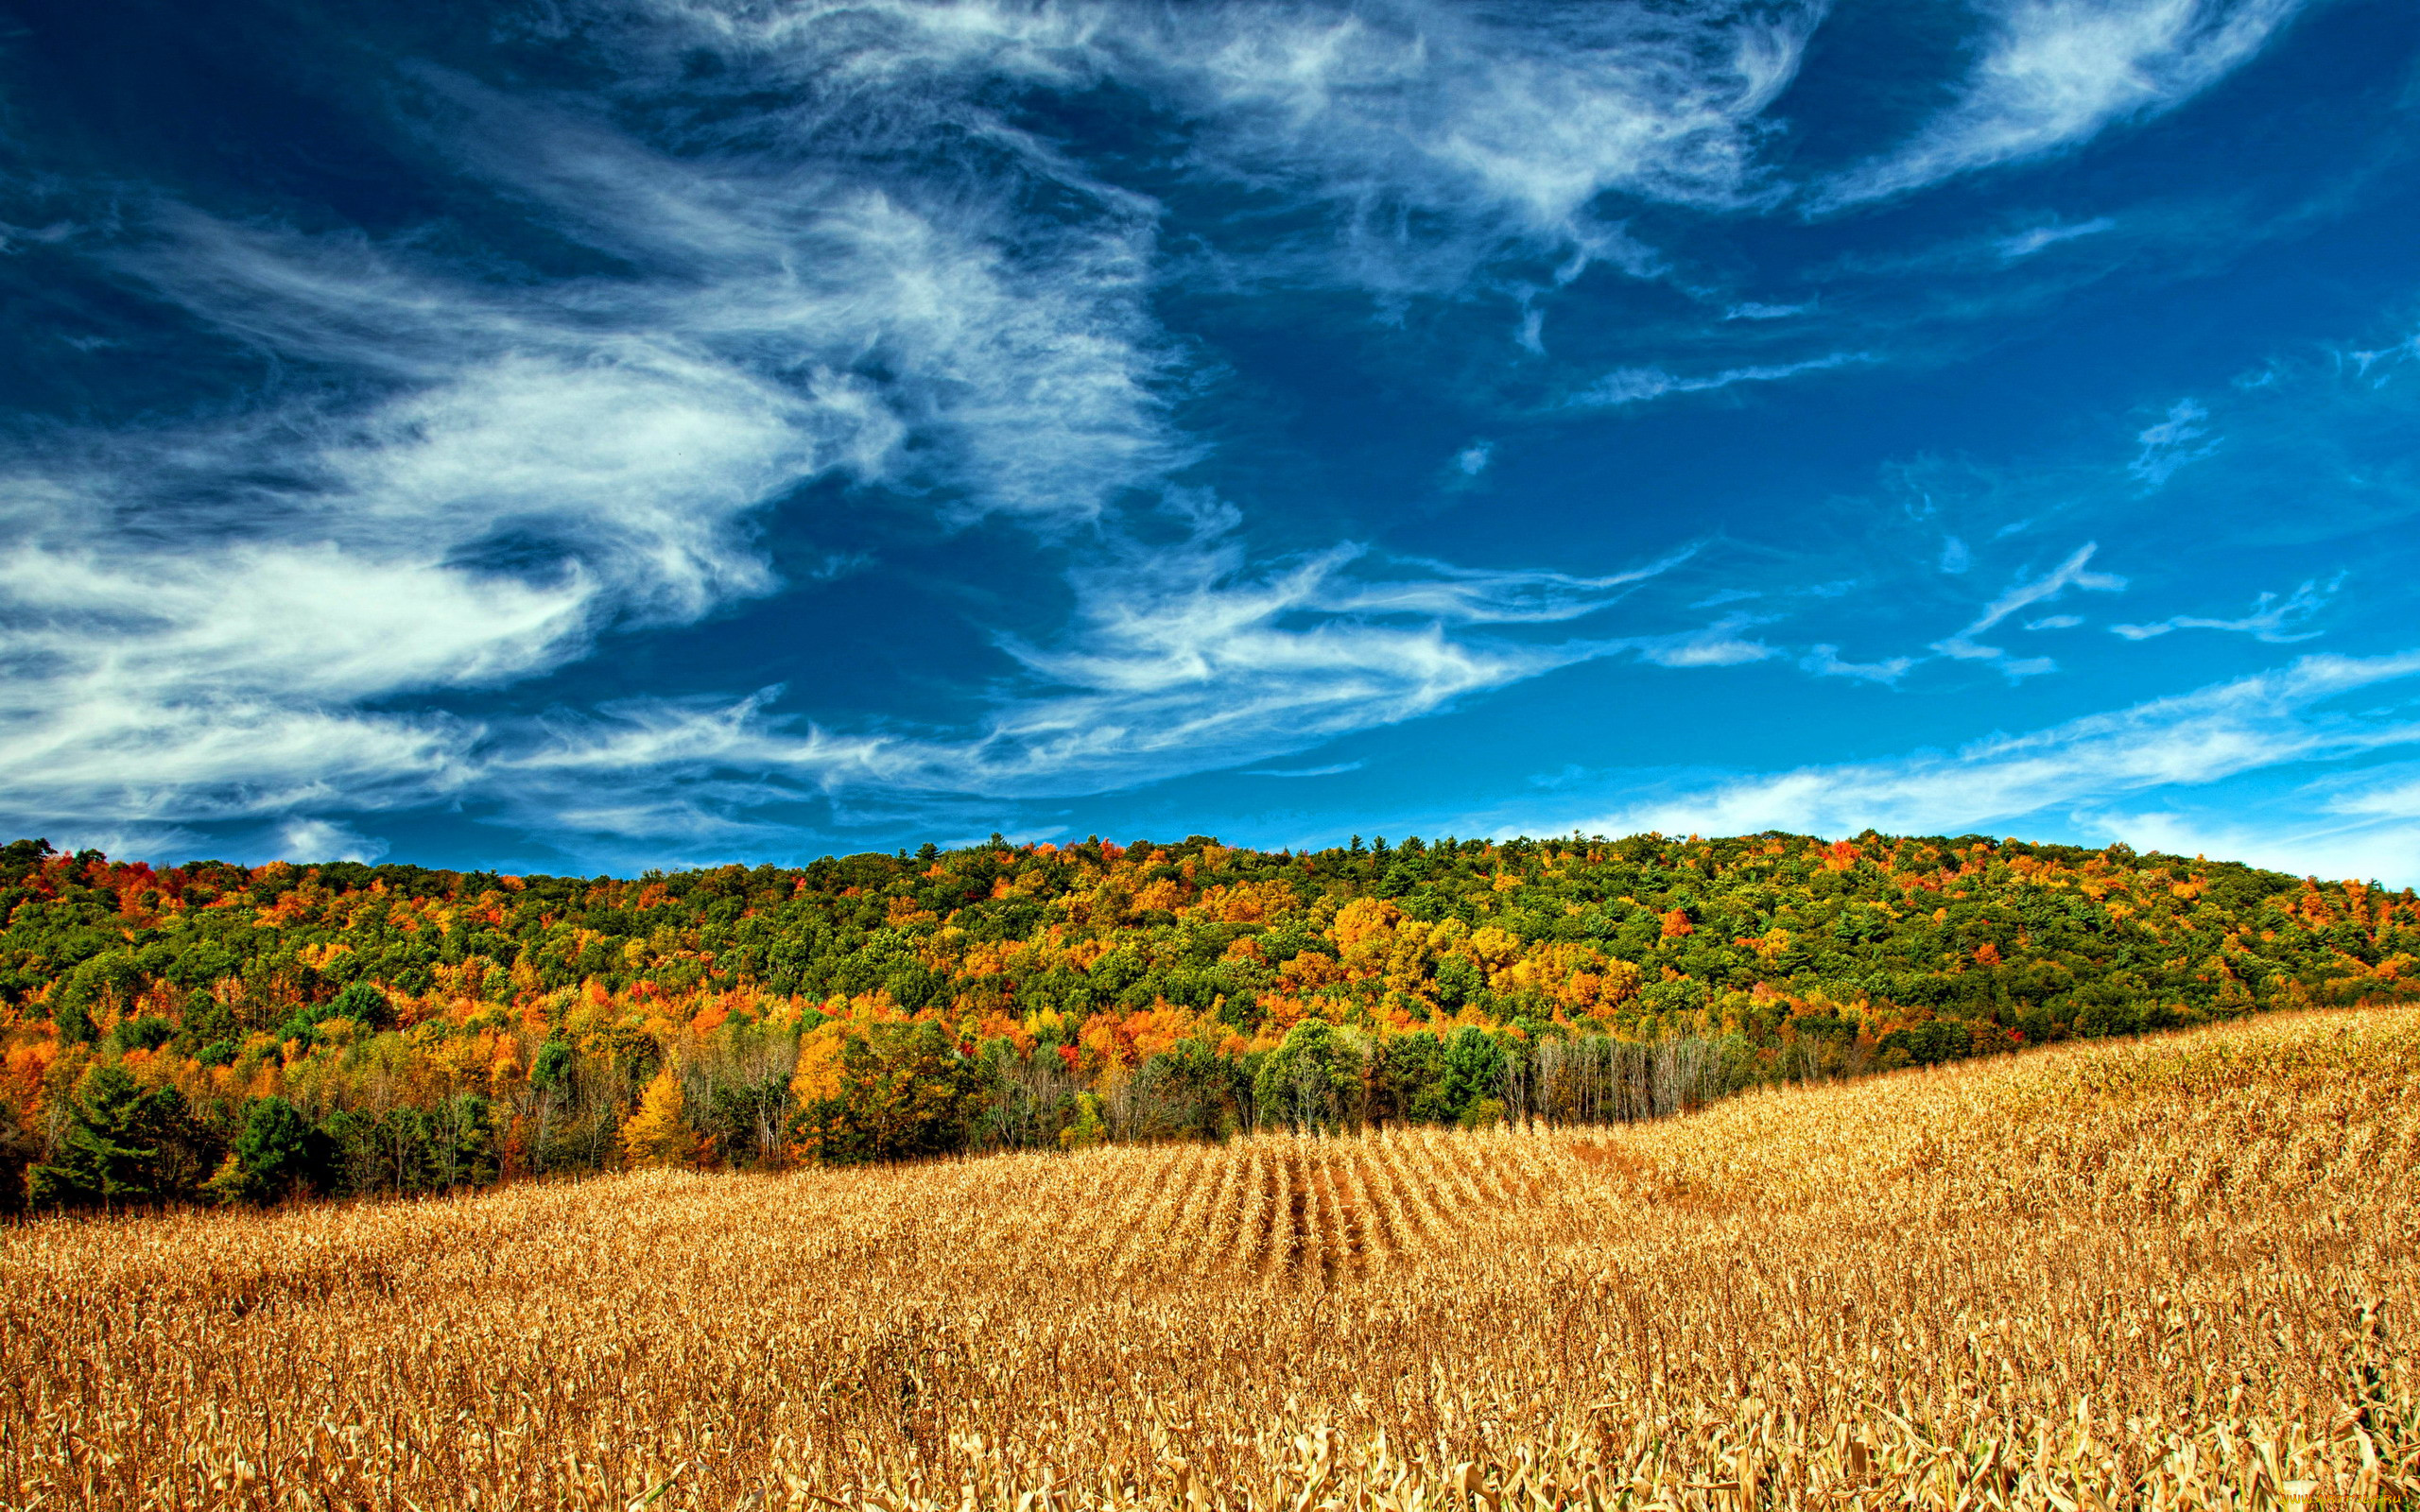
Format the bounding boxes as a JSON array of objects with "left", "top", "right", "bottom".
[{"left": 1818, "top": 0, "right": 2304, "bottom": 209}]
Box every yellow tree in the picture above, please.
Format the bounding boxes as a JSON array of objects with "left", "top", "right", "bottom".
[{"left": 620, "top": 1066, "right": 701, "bottom": 1168}]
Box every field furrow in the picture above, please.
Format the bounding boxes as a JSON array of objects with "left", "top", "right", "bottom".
[{"left": 4, "top": 1010, "right": 2417, "bottom": 1510}]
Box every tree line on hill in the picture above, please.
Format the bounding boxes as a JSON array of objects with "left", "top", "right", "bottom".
[{"left": 1, "top": 828, "right": 2411, "bottom": 1211}]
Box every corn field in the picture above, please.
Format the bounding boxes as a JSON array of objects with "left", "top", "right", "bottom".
[{"left": 2, "top": 1007, "right": 2412, "bottom": 1510}]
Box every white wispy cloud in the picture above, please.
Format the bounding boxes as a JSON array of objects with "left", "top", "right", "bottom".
[
  {"left": 1311, "top": 549, "right": 1689, "bottom": 623},
  {"left": 0, "top": 469, "right": 505, "bottom": 831},
  {"left": 1932, "top": 542, "right": 2128, "bottom": 674},
  {"left": 1801, "top": 644, "right": 1917, "bottom": 684},
  {"left": 1691, "top": 588, "right": 1763, "bottom": 609},
  {"left": 1622, "top": 615, "right": 1777, "bottom": 669},
  {"left": 2111, "top": 576, "right": 2341, "bottom": 643},
  {"left": 643, "top": 0, "right": 1827, "bottom": 293},
  {"left": 2130, "top": 397, "right": 2218, "bottom": 485},
  {"left": 1996, "top": 215, "right": 2117, "bottom": 261},
  {"left": 2342, "top": 334, "right": 2420, "bottom": 383},
  {"left": 1121, "top": 0, "right": 1824, "bottom": 284},
  {"left": 0, "top": 46, "right": 1189, "bottom": 840},
  {"left": 1820, "top": 0, "right": 2304, "bottom": 208},
  {"left": 3, "top": 2, "right": 1841, "bottom": 858},
  {"left": 1543, "top": 649, "right": 2420, "bottom": 868},
  {"left": 1723, "top": 301, "right": 1810, "bottom": 320},
  {"left": 278, "top": 817, "right": 391, "bottom": 865},
  {"left": 1245, "top": 762, "right": 1367, "bottom": 779},
  {"left": 2325, "top": 765, "right": 2420, "bottom": 820},
  {"left": 500, "top": 533, "right": 1689, "bottom": 816},
  {"left": 1569, "top": 352, "right": 1873, "bottom": 408}
]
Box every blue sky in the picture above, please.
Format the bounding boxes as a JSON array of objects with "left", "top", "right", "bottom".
[{"left": 4, "top": 0, "right": 2419, "bottom": 884}]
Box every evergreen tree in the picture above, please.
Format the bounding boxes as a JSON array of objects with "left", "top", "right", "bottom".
[
  {"left": 324, "top": 980, "right": 394, "bottom": 1031},
  {"left": 29, "top": 1065, "right": 159, "bottom": 1210},
  {"left": 204, "top": 1096, "right": 328, "bottom": 1205},
  {"left": 1438, "top": 1026, "right": 1507, "bottom": 1124}
]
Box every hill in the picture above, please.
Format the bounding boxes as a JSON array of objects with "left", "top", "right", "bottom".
[
  {"left": 1, "top": 830, "right": 2413, "bottom": 1208},
  {"left": 3, "top": 1008, "right": 2412, "bottom": 1505}
]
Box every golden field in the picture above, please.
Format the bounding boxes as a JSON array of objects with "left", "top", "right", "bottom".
[{"left": 3, "top": 1008, "right": 2414, "bottom": 1511}]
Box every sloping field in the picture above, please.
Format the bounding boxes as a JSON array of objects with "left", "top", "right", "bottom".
[{"left": 3, "top": 1010, "right": 2414, "bottom": 1509}]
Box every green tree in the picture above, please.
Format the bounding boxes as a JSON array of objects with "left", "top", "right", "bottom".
[
  {"left": 1374, "top": 1031, "right": 1444, "bottom": 1124},
  {"left": 1433, "top": 955, "right": 1484, "bottom": 1011},
  {"left": 530, "top": 1038, "right": 574, "bottom": 1091},
  {"left": 1132, "top": 1039, "right": 1242, "bottom": 1140},
  {"left": 133, "top": 1084, "right": 217, "bottom": 1198},
  {"left": 29, "top": 1065, "right": 159, "bottom": 1210},
  {"left": 1458, "top": 1096, "right": 1508, "bottom": 1130},
  {"left": 1437, "top": 1026, "right": 1507, "bottom": 1124},
  {"left": 430, "top": 1095, "right": 499, "bottom": 1189},
  {"left": 324, "top": 979, "right": 394, "bottom": 1031},
  {"left": 204, "top": 1096, "right": 329, "bottom": 1205},
  {"left": 1059, "top": 1091, "right": 1108, "bottom": 1150},
  {"left": 795, "top": 1022, "right": 994, "bottom": 1165},
  {"left": 1253, "top": 1018, "right": 1363, "bottom": 1132}
]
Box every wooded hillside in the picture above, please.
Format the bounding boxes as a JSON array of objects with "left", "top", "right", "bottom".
[{"left": 1, "top": 829, "right": 2411, "bottom": 1210}]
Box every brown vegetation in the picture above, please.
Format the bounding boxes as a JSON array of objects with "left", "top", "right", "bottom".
[{"left": 4, "top": 1008, "right": 2413, "bottom": 1508}]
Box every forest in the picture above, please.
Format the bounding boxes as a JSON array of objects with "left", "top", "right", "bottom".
[{"left": 1, "top": 828, "right": 2411, "bottom": 1211}]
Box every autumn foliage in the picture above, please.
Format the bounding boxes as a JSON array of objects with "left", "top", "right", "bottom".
[{"left": 0, "top": 828, "right": 2411, "bottom": 1209}]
